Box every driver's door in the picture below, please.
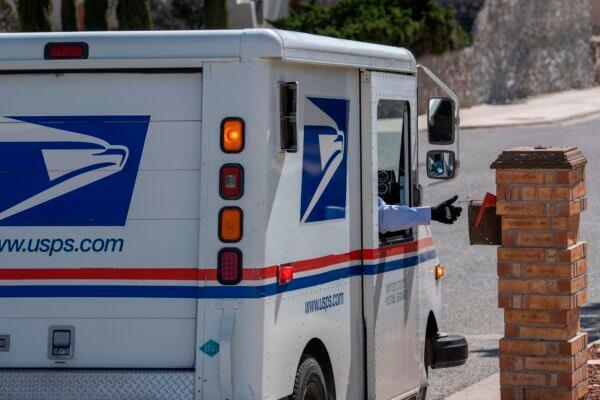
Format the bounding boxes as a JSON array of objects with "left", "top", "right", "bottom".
[{"left": 360, "top": 71, "right": 421, "bottom": 399}]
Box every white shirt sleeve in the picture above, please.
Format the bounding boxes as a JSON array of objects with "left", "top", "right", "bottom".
[{"left": 378, "top": 197, "right": 431, "bottom": 234}]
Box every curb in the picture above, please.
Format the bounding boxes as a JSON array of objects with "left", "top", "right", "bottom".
[{"left": 459, "top": 109, "right": 600, "bottom": 131}]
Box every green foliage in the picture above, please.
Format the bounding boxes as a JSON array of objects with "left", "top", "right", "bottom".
[
  {"left": 117, "top": 0, "right": 153, "bottom": 30},
  {"left": 171, "top": 0, "right": 202, "bottom": 29},
  {"left": 84, "top": 0, "right": 108, "bottom": 30},
  {"left": 273, "top": 0, "right": 471, "bottom": 57},
  {"left": 171, "top": 0, "right": 226, "bottom": 29},
  {"left": 202, "top": 0, "right": 227, "bottom": 29},
  {"left": 18, "top": 0, "right": 52, "bottom": 32},
  {"left": 61, "top": 0, "right": 77, "bottom": 31}
]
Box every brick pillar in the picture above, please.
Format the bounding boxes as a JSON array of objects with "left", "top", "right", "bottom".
[{"left": 492, "top": 147, "right": 588, "bottom": 400}]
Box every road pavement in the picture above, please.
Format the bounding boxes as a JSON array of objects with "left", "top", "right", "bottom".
[{"left": 421, "top": 117, "right": 600, "bottom": 399}]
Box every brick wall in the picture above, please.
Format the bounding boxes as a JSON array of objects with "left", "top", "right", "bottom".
[{"left": 492, "top": 147, "right": 588, "bottom": 400}]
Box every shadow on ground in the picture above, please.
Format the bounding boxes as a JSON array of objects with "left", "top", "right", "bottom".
[{"left": 582, "top": 302, "right": 600, "bottom": 342}]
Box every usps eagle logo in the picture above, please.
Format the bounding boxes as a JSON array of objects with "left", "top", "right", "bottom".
[
  {"left": 0, "top": 116, "right": 149, "bottom": 226},
  {"left": 300, "top": 97, "right": 349, "bottom": 223}
]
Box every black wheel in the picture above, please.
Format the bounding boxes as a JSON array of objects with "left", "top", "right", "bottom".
[{"left": 290, "top": 355, "right": 328, "bottom": 400}]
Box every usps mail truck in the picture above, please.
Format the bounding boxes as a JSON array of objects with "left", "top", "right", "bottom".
[{"left": 0, "top": 29, "right": 467, "bottom": 400}]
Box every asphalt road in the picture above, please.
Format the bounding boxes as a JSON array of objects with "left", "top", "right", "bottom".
[{"left": 421, "top": 117, "right": 600, "bottom": 399}]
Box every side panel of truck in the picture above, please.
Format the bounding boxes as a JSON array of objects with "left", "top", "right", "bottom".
[
  {"left": 0, "top": 71, "right": 203, "bottom": 368},
  {"left": 262, "top": 62, "right": 363, "bottom": 400}
]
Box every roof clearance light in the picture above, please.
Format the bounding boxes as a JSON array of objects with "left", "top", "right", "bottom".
[
  {"left": 219, "top": 207, "right": 243, "bottom": 243},
  {"left": 44, "top": 42, "right": 88, "bottom": 60},
  {"left": 218, "top": 248, "right": 242, "bottom": 285},
  {"left": 219, "top": 164, "right": 244, "bottom": 200},
  {"left": 221, "top": 118, "right": 245, "bottom": 153}
]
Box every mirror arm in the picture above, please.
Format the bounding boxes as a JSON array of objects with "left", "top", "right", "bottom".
[{"left": 417, "top": 64, "right": 460, "bottom": 123}]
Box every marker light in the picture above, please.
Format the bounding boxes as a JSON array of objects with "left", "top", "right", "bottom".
[
  {"left": 278, "top": 264, "right": 294, "bottom": 285},
  {"left": 218, "top": 248, "right": 242, "bottom": 285},
  {"left": 221, "top": 118, "right": 245, "bottom": 153},
  {"left": 219, "top": 164, "right": 244, "bottom": 200},
  {"left": 44, "top": 42, "right": 88, "bottom": 60},
  {"left": 435, "top": 264, "right": 446, "bottom": 280},
  {"left": 219, "top": 207, "right": 243, "bottom": 242}
]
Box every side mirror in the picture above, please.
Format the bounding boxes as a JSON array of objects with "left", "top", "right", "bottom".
[
  {"left": 427, "top": 150, "right": 456, "bottom": 179},
  {"left": 428, "top": 97, "right": 455, "bottom": 145}
]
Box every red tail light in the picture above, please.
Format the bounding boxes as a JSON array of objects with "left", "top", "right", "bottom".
[
  {"left": 44, "top": 42, "right": 88, "bottom": 60},
  {"left": 219, "top": 164, "right": 244, "bottom": 200},
  {"left": 278, "top": 264, "right": 294, "bottom": 285},
  {"left": 218, "top": 248, "right": 242, "bottom": 285}
]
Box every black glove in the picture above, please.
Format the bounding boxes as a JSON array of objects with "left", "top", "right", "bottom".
[{"left": 431, "top": 195, "right": 462, "bottom": 225}]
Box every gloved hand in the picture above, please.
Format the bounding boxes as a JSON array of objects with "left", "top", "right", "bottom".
[{"left": 431, "top": 195, "right": 462, "bottom": 224}]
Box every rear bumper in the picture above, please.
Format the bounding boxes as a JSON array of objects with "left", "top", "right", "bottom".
[{"left": 431, "top": 334, "right": 468, "bottom": 369}]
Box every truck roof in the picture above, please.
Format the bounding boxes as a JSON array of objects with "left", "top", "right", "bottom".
[{"left": 0, "top": 29, "right": 416, "bottom": 73}]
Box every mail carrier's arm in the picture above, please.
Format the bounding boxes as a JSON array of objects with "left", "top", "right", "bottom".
[
  {"left": 378, "top": 195, "right": 463, "bottom": 234},
  {"left": 378, "top": 197, "right": 431, "bottom": 233}
]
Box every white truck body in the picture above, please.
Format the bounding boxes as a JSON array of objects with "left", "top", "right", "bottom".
[{"left": 0, "top": 29, "right": 463, "bottom": 399}]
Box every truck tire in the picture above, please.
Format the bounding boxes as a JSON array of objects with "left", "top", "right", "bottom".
[{"left": 290, "top": 355, "right": 328, "bottom": 400}]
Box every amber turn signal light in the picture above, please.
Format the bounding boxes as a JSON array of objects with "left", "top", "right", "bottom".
[
  {"left": 435, "top": 264, "right": 445, "bottom": 280},
  {"left": 219, "top": 207, "right": 243, "bottom": 242},
  {"left": 221, "top": 118, "right": 245, "bottom": 153}
]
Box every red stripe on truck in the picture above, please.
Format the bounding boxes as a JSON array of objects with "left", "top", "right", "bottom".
[{"left": 0, "top": 237, "right": 434, "bottom": 281}]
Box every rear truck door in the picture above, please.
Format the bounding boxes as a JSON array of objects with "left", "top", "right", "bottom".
[
  {"left": 360, "top": 71, "right": 421, "bottom": 398},
  {"left": 0, "top": 70, "right": 204, "bottom": 369}
]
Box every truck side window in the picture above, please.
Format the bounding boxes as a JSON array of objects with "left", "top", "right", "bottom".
[{"left": 376, "top": 99, "right": 412, "bottom": 242}]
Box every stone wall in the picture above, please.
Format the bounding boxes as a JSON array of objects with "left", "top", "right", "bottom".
[
  {"left": 591, "top": 0, "right": 600, "bottom": 35},
  {"left": 437, "top": 0, "right": 484, "bottom": 33},
  {"left": 592, "top": 36, "right": 600, "bottom": 84},
  {"left": 0, "top": 0, "right": 18, "bottom": 32},
  {"left": 418, "top": 0, "right": 596, "bottom": 112}
]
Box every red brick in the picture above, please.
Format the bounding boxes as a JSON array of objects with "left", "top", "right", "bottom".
[
  {"left": 500, "top": 338, "right": 547, "bottom": 356},
  {"left": 500, "top": 387, "right": 514, "bottom": 400},
  {"left": 547, "top": 275, "right": 587, "bottom": 294},
  {"left": 524, "top": 387, "right": 579, "bottom": 400},
  {"left": 503, "top": 309, "right": 578, "bottom": 326},
  {"left": 501, "top": 216, "right": 581, "bottom": 233},
  {"left": 500, "top": 354, "right": 524, "bottom": 370},
  {"left": 557, "top": 243, "right": 586, "bottom": 263},
  {"left": 499, "top": 279, "right": 546, "bottom": 294},
  {"left": 525, "top": 355, "right": 577, "bottom": 372},
  {"left": 554, "top": 198, "right": 587, "bottom": 217},
  {"left": 514, "top": 230, "right": 578, "bottom": 247},
  {"left": 502, "top": 230, "right": 517, "bottom": 245},
  {"left": 576, "top": 380, "right": 588, "bottom": 399},
  {"left": 498, "top": 247, "right": 546, "bottom": 262},
  {"left": 556, "top": 333, "right": 587, "bottom": 355},
  {"left": 496, "top": 201, "right": 547, "bottom": 217},
  {"left": 556, "top": 365, "right": 587, "bottom": 388},
  {"left": 497, "top": 170, "right": 545, "bottom": 185},
  {"left": 505, "top": 324, "right": 518, "bottom": 337},
  {"left": 518, "top": 321, "right": 579, "bottom": 340},
  {"left": 523, "top": 294, "right": 578, "bottom": 310},
  {"left": 523, "top": 262, "right": 584, "bottom": 279},
  {"left": 500, "top": 371, "right": 546, "bottom": 386},
  {"left": 551, "top": 167, "right": 586, "bottom": 185},
  {"left": 503, "top": 217, "right": 551, "bottom": 230}
]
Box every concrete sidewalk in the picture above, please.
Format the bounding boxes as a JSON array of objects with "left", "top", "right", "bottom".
[
  {"left": 419, "top": 86, "right": 600, "bottom": 130},
  {"left": 444, "top": 373, "right": 500, "bottom": 400}
]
